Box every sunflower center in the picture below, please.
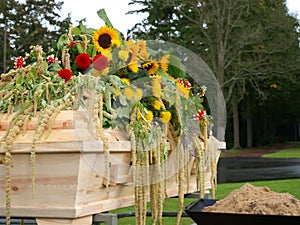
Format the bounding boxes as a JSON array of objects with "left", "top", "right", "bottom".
[
  {"left": 98, "top": 34, "right": 112, "bottom": 49},
  {"left": 143, "top": 63, "right": 153, "bottom": 70}
]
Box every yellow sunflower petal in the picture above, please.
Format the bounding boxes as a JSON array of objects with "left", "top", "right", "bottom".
[
  {"left": 142, "top": 61, "right": 159, "bottom": 75},
  {"left": 128, "top": 62, "right": 139, "bottom": 73},
  {"left": 92, "top": 26, "right": 121, "bottom": 54},
  {"left": 160, "top": 54, "right": 170, "bottom": 71}
]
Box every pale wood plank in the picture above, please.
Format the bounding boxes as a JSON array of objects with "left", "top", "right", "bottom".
[
  {"left": 0, "top": 110, "right": 75, "bottom": 131},
  {"left": 36, "top": 215, "right": 92, "bottom": 225}
]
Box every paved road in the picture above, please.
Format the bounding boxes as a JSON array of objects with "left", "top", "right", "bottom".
[{"left": 217, "top": 157, "right": 300, "bottom": 183}]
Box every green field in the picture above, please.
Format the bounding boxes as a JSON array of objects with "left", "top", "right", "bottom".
[
  {"left": 105, "top": 143, "right": 300, "bottom": 225},
  {"left": 262, "top": 142, "right": 300, "bottom": 158},
  {"left": 107, "top": 178, "right": 300, "bottom": 225}
]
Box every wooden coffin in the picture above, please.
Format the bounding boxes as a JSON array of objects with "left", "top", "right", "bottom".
[{"left": 0, "top": 110, "right": 223, "bottom": 221}]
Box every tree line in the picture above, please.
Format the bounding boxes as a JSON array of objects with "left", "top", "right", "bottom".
[
  {"left": 0, "top": 0, "right": 71, "bottom": 72},
  {"left": 127, "top": 0, "right": 300, "bottom": 148}
]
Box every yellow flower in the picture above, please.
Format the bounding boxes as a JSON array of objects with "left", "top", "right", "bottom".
[
  {"left": 91, "top": 67, "right": 109, "bottom": 77},
  {"left": 123, "top": 87, "right": 136, "bottom": 100},
  {"left": 270, "top": 83, "right": 278, "bottom": 88},
  {"left": 118, "top": 50, "right": 129, "bottom": 61},
  {"left": 144, "top": 110, "right": 154, "bottom": 121},
  {"left": 176, "top": 82, "right": 189, "bottom": 99},
  {"left": 159, "top": 111, "right": 172, "bottom": 124},
  {"left": 104, "top": 51, "right": 113, "bottom": 61},
  {"left": 168, "top": 74, "right": 176, "bottom": 82},
  {"left": 128, "top": 62, "right": 139, "bottom": 73},
  {"left": 92, "top": 26, "right": 121, "bottom": 54},
  {"left": 152, "top": 100, "right": 162, "bottom": 110},
  {"left": 160, "top": 54, "right": 170, "bottom": 71},
  {"left": 125, "top": 39, "right": 139, "bottom": 63},
  {"left": 123, "top": 87, "right": 143, "bottom": 100},
  {"left": 142, "top": 61, "right": 159, "bottom": 75},
  {"left": 137, "top": 40, "right": 150, "bottom": 60},
  {"left": 113, "top": 86, "right": 120, "bottom": 97},
  {"left": 121, "top": 78, "right": 130, "bottom": 86},
  {"left": 100, "top": 67, "right": 109, "bottom": 76},
  {"left": 151, "top": 77, "right": 162, "bottom": 98},
  {"left": 136, "top": 88, "right": 143, "bottom": 100}
]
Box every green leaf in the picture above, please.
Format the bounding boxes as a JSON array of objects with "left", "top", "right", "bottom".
[
  {"left": 97, "top": 9, "right": 113, "bottom": 27},
  {"left": 118, "top": 94, "right": 128, "bottom": 106},
  {"left": 79, "top": 22, "right": 95, "bottom": 35},
  {"left": 76, "top": 43, "right": 85, "bottom": 53},
  {"left": 57, "top": 34, "right": 68, "bottom": 50},
  {"left": 71, "top": 27, "right": 81, "bottom": 35},
  {"left": 16, "top": 75, "right": 24, "bottom": 85},
  {"left": 41, "top": 99, "right": 47, "bottom": 108},
  {"left": 40, "top": 61, "right": 48, "bottom": 72}
]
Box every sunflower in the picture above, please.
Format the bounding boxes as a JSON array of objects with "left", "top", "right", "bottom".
[
  {"left": 125, "top": 39, "right": 139, "bottom": 63},
  {"left": 160, "top": 54, "right": 170, "bottom": 71},
  {"left": 137, "top": 40, "right": 150, "bottom": 60},
  {"left": 92, "top": 26, "right": 121, "bottom": 54},
  {"left": 121, "top": 78, "right": 130, "bottom": 86},
  {"left": 142, "top": 61, "right": 159, "bottom": 75},
  {"left": 128, "top": 62, "right": 139, "bottom": 73}
]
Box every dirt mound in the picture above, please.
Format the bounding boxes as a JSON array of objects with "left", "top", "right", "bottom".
[{"left": 203, "top": 183, "right": 300, "bottom": 216}]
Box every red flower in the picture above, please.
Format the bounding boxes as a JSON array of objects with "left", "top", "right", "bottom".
[
  {"left": 93, "top": 54, "right": 108, "bottom": 71},
  {"left": 69, "top": 41, "right": 84, "bottom": 49},
  {"left": 75, "top": 53, "right": 91, "bottom": 70},
  {"left": 69, "top": 41, "right": 77, "bottom": 48},
  {"left": 193, "top": 110, "right": 205, "bottom": 121},
  {"left": 177, "top": 78, "right": 191, "bottom": 90},
  {"left": 14, "top": 56, "right": 25, "bottom": 69},
  {"left": 47, "top": 54, "right": 60, "bottom": 64},
  {"left": 58, "top": 68, "right": 73, "bottom": 82}
]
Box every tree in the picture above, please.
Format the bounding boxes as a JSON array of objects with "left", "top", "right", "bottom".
[
  {"left": 0, "top": 0, "right": 71, "bottom": 73},
  {"left": 128, "top": 0, "right": 300, "bottom": 148},
  {"left": 0, "top": 0, "right": 20, "bottom": 73}
]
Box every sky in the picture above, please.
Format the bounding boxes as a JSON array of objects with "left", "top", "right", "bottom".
[
  {"left": 60, "top": 0, "right": 300, "bottom": 37},
  {"left": 59, "top": 0, "right": 147, "bottom": 36}
]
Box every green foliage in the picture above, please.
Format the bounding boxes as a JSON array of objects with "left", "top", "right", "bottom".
[
  {"left": 0, "top": 0, "right": 71, "bottom": 73},
  {"left": 128, "top": 0, "right": 300, "bottom": 146}
]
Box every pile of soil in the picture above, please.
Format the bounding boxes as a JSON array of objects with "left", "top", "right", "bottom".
[{"left": 203, "top": 183, "right": 300, "bottom": 216}]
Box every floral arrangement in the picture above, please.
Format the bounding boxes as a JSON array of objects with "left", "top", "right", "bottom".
[{"left": 0, "top": 9, "right": 213, "bottom": 225}]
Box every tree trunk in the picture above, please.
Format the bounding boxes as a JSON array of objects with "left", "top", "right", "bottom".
[
  {"left": 232, "top": 96, "right": 241, "bottom": 149},
  {"left": 246, "top": 96, "right": 253, "bottom": 147}
]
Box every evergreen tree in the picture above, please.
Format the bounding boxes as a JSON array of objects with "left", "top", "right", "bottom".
[
  {"left": 0, "top": 0, "right": 71, "bottom": 72},
  {"left": 128, "top": 0, "right": 300, "bottom": 147}
]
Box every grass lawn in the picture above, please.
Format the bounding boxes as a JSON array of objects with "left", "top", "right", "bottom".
[
  {"left": 107, "top": 143, "right": 300, "bottom": 224},
  {"left": 109, "top": 178, "right": 300, "bottom": 225},
  {"left": 262, "top": 142, "right": 300, "bottom": 158}
]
